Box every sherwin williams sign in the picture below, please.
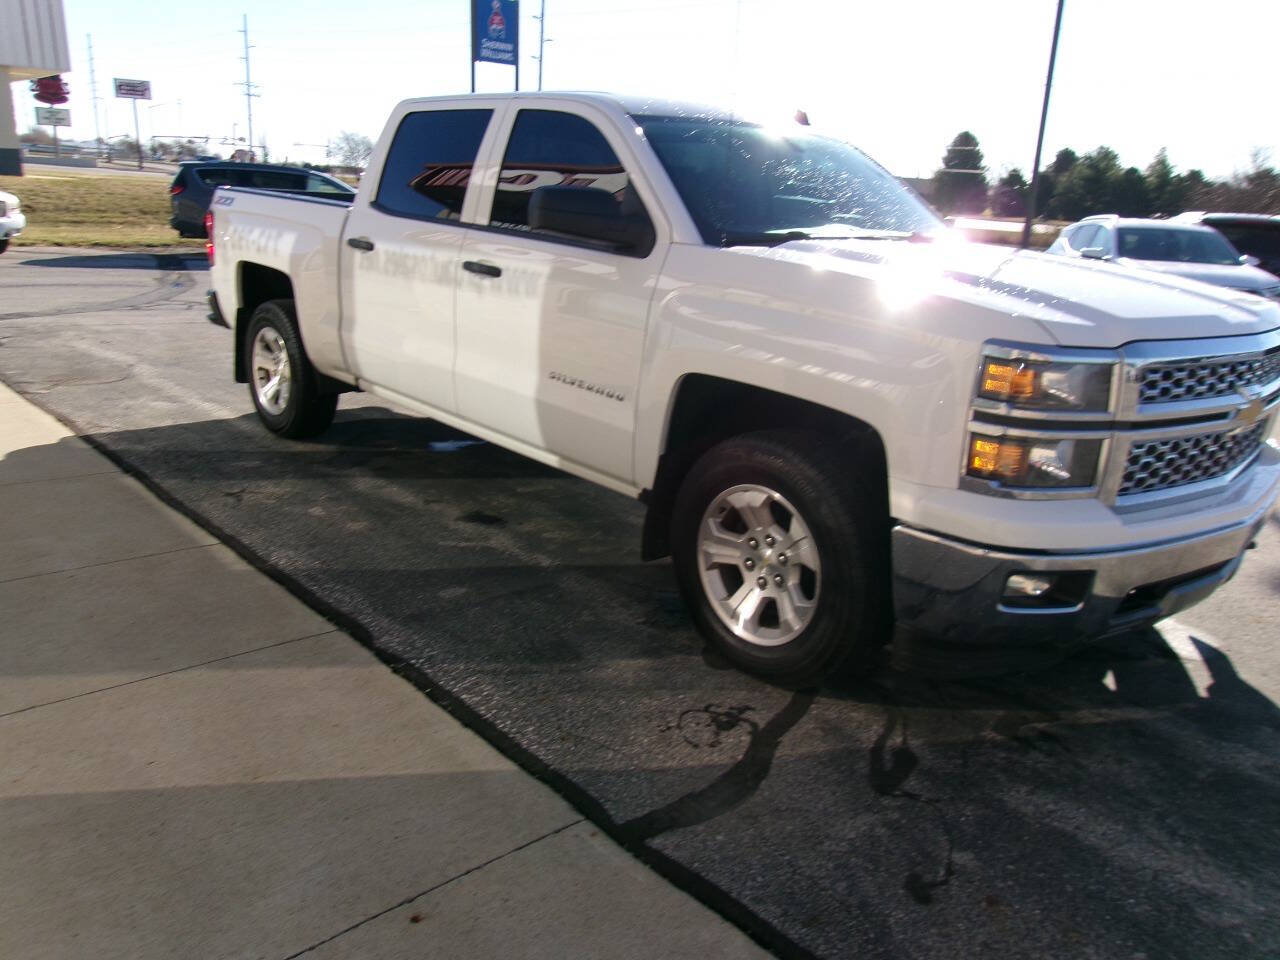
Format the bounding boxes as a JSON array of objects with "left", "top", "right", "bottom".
[{"left": 473, "top": 0, "right": 518, "bottom": 65}]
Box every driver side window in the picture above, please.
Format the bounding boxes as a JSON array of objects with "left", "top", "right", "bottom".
[{"left": 489, "top": 109, "right": 651, "bottom": 251}]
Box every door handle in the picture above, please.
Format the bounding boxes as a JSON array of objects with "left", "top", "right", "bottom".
[
  {"left": 347, "top": 236, "right": 374, "bottom": 251},
  {"left": 462, "top": 260, "right": 502, "bottom": 278}
]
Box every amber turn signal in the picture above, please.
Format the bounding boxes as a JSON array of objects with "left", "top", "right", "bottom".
[
  {"left": 968, "top": 436, "right": 1026, "bottom": 479},
  {"left": 966, "top": 434, "right": 1102, "bottom": 489},
  {"left": 980, "top": 361, "right": 1037, "bottom": 400}
]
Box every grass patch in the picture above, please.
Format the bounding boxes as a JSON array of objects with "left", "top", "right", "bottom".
[{"left": 0, "top": 168, "right": 203, "bottom": 248}]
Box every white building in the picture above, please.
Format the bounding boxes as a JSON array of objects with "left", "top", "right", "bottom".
[{"left": 1, "top": 0, "right": 72, "bottom": 175}]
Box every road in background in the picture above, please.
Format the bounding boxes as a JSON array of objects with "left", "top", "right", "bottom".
[{"left": 1, "top": 248, "right": 1277, "bottom": 960}]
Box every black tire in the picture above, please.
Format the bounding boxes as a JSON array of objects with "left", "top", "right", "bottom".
[
  {"left": 0, "top": 238, "right": 9, "bottom": 255},
  {"left": 671, "top": 430, "right": 891, "bottom": 686},
  {"left": 243, "top": 299, "right": 338, "bottom": 439}
]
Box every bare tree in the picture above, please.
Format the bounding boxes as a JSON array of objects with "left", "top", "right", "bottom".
[{"left": 333, "top": 131, "right": 374, "bottom": 169}]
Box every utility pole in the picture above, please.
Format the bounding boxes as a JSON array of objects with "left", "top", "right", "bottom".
[
  {"left": 1021, "top": 0, "right": 1066, "bottom": 250},
  {"left": 132, "top": 97, "right": 142, "bottom": 170},
  {"left": 237, "top": 14, "right": 260, "bottom": 160},
  {"left": 534, "top": 0, "right": 548, "bottom": 91},
  {"left": 87, "top": 35, "right": 103, "bottom": 156}
]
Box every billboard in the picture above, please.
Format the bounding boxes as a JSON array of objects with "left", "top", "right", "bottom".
[
  {"left": 36, "top": 107, "right": 71, "bottom": 127},
  {"left": 473, "top": 0, "right": 518, "bottom": 66},
  {"left": 113, "top": 78, "right": 152, "bottom": 99}
]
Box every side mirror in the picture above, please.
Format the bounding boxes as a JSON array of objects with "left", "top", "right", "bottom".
[
  {"left": 528, "top": 186, "right": 655, "bottom": 255},
  {"left": 1080, "top": 247, "right": 1109, "bottom": 260},
  {"left": 1241, "top": 254, "right": 1261, "bottom": 267}
]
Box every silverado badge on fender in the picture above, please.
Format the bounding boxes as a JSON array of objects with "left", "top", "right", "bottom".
[{"left": 548, "top": 370, "right": 626, "bottom": 402}]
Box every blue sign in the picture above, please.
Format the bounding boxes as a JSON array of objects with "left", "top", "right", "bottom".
[{"left": 474, "top": 0, "right": 518, "bottom": 66}]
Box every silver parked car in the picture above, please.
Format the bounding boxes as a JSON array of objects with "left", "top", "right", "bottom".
[
  {"left": 0, "top": 188, "right": 25, "bottom": 254},
  {"left": 1047, "top": 215, "right": 1280, "bottom": 299}
]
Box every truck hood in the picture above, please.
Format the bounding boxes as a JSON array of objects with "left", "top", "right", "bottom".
[
  {"left": 755, "top": 237, "right": 1280, "bottom": 348},
  {"left": 1114, "top": 257, "right": 1280, "bottom": 294}
]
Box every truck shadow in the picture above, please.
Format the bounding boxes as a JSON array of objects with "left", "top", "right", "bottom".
[{"left": 20, "top": 252, "right": 209, "bottom": 271}]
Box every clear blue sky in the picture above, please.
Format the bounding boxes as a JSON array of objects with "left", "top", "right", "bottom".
[{"left": 12, "top": 0, "right": 1280, "bottom": 179}]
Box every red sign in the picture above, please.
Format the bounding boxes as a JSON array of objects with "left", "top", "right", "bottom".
[{"left": 30, "top": 75, "right": 70, "bottom": 106}]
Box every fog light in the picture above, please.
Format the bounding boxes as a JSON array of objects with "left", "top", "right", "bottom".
[{"left": 1005, "top": 573, "right": 1054, "bottom": 598}]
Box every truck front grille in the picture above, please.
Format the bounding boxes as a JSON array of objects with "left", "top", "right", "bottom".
[
  {"left": 1139, "top": 347, "right": 1280, "bottom": 404},
  {"left": 1119, "top": 421, "right": 1268, "bottom": 495}
]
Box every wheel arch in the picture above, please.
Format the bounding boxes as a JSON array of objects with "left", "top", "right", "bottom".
[
  {"left": 640, "top": 373, "right": 889, "bottom": 561},
  {"left": 234, "top": 263, "right": 295, "bottom": 383}
]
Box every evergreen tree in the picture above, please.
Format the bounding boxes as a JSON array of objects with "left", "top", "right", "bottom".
[
  {"left": 1145, "top": 148, "right": 1179, "bottom": 214},
  {"left": 1050, "top": 148, "right": 1078, "bottom": 176},
  {"left": 1051, "top": 147, "right": 1123, "bottom": 221},
  {"left": 931, "top": 131, "right": 988, "bottom": 214},
  {"left": 1041, "top": 148, "right": 1080, "bottom": 219},
  {"left": 1114, "top": 167, "right": 1153, "bottom": 217}
]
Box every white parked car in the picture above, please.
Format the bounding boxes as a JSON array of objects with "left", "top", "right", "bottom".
[
  {"left": 206, "top": 93, "right": 1280, "bottom": 682},
  {"left": 0, "top": 189, "right": 26, "bottom": 254},
  {"left": 1048, "top": 215, "right": 1280, "bottom": 299}
]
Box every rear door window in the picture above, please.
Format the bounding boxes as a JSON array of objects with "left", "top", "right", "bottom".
[
  {"left": 245, "top": 169, "right": 308, "bottom": 191},
  {"left": 375, "top": 109, "right": 493, "bottom": 221},
  {"left": 195, "top": 167, "right": 239, "bottom": 188},
  {"left": 306, "top": 173, "right": 353, "bottom": 195}
]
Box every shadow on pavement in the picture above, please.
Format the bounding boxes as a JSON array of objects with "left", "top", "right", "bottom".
[{"left": 20, "top": 252, "right": 208, "bottom": 271}]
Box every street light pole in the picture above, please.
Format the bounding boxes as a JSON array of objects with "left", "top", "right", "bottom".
[{"left": 1021, "top": 0, "right": 1066, "bottom": 250}]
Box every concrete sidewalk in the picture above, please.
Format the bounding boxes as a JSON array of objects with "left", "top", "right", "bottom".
[{"left": 0, "top": 382, "right": 770, "bottom": 960}]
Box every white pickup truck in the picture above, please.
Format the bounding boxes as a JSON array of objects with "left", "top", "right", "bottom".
[{"left": 207, "top": 93, "right": 1280, "bottom": 683}]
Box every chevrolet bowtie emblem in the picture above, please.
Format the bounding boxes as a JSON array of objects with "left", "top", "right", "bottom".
[{"left": 1236, "top": 387, "right": 1265, "bottom": 427}]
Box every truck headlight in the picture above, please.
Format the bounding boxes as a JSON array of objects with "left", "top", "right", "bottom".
[
  {"left": 978, "top": 356, "right": 1112, "bottom": 412},
  {"left": 967, "top": 434, "right": 1102, "bottom": 488}
]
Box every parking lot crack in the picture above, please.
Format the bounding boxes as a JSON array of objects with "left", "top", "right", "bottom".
[
  {"left": 278, "top": 818, "right": 585, "bottom": 960},
  {"left": 619, "top": 690, "right": 815, "bottom": 843}
]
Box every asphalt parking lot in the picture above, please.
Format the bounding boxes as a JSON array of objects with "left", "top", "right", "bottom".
[{"left": 1, "top": 248, "right": 1278, "bottom": 960}]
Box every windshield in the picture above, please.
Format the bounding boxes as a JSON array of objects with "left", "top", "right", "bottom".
[
  {"left": 1116, "top": 227, "right": 1243, "bottom": 266},
  {"left": 634, "top": 115, "right": 941, "bottom": 246}
]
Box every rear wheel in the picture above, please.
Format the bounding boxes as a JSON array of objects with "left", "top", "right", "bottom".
[
  {"left": 0, "top": 238, "right": 9, "bottom": 255},
  {"left": 671, "top": 430, "right": 890, "bottom": 686},
  {"left": 244, "top": 299, "right": 337, "bottom": 438}
]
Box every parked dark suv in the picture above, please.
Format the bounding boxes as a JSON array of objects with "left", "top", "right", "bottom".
[
  {"left": 1173, "top": 212, "right": 1280, "bottom": 277},
  {"left": 169, "top": 162, "right": 355, "bottom": 237}
]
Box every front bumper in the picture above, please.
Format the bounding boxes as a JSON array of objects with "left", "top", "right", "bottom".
[{"left": 891, "top": 495, "right": 1273, "bottom": 672}]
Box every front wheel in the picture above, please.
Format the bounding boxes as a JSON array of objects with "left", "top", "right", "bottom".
[
  {"left": 244, "top": 299, "right": 337, "bottom": 438},
  {"left": 0, "top": 238, "right": 9, "bottom": 255},
  {"left": 671, "top": 430, "right": 890, "bottom": 686}
]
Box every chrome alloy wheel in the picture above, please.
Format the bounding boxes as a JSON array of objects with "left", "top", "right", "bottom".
[
  {"left": 696, "top": 483, "right": 822, "bottom": 647},
  {"left": 251, "top": 325, "right": 292, "bottom": 416}
]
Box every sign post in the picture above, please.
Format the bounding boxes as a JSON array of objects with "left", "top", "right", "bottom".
[
  {"left": 471, "top": 0, "right": 519, "bottom": 93},
  {"left": 35, "top": 107, "right": 70, "bottom": 157},
  {"left": 113, "top": 78, "right": 151, "bottom": 170},
  {"left": 30, "top": 76, "right": 70, "bottom": 158}
]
